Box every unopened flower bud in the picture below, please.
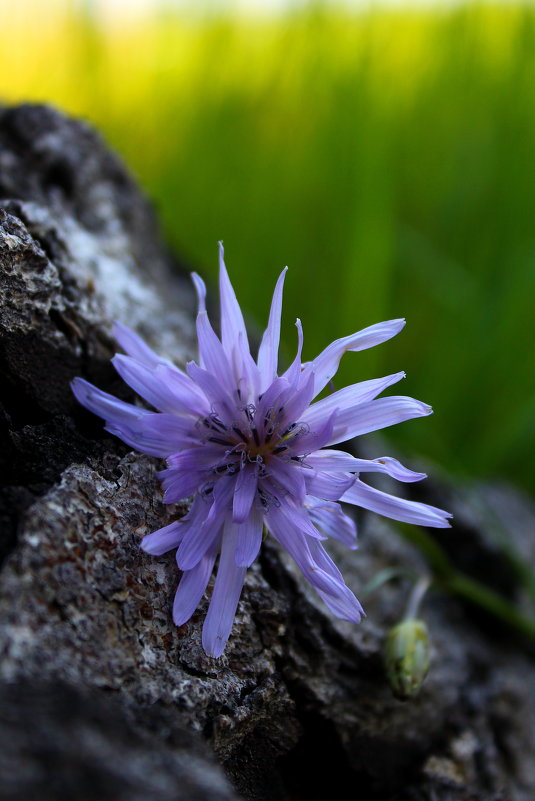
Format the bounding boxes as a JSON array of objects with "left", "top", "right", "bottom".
[{"left": 384, "top": 619, "right": 431, "bottom": 700}]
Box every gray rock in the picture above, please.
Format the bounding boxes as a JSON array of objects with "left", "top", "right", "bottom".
[{"left": 0, "top": 104, "right": 534, "bottom": 801}]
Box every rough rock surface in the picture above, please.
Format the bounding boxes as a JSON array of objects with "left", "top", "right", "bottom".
[{"left": 0, "top": 104, "right": 534, "bottom": 801}]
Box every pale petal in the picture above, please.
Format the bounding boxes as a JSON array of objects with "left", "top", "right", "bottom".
[
  {"left": 157, "top": 469, "right": 207, "bottom": 503},
  {"left": 315, "top": 584, "right": 364, "bottom": 621},
  {"left": 307, "top": 537, "right": 364, "bottom": 621},
  {"left": 155, "top": 364, "right": 210, "bottom": 415},
  {"left": 326, "top": 396, "right": 432, "bottom": 446},
  {"left": 267, "top": 459, "right": 307, "bottom": 504},
  {"left": 232, "top": 464, "right": 259, "bottom": 524},
  {"left": 233, "top": 331, "right": 261, "bottom": 403},
  {"left": 305, "top": 450, "right": 426, "bottom": 482},
  {"left": 112, "top": 355, "right": 192, "bottom": 414},
  {"left": 105, "top": 411, "right": 196, "bottom": 456},
  {"left": 279, "top": 367, "right": 315, "bottom": 427},
  {"left": 267, "top": 505, "right": 354, "bottom": 603},
  {"left": 166, "top": 444, "right": 226, "bottom": 472},
  {"left": 173, "top": 537, "right": 219, "bottom": 626},
  {"left": 269, "top": 496, "right": 325, "bottom": 540},
  {"left": 142, "top": 497, "right": 209, "bottom": 555},
  {"left": 191, "top": 272, "right": 207, "bottom": 314},
  {"left": 305, "top": 470, "right": 355, "bottom": 501},
  {"left": 342, "top": 479, "right": 452, "bottom": 528},
  {"left": 305, "top": 497, "right": 357, "bottom": 548},
  {"left": 113, "top": 322, "right": 170, "bottom": 369},
  {"left": 257, "top": 267, "right": 287, "bottom": 389},
  {"left": 140, "top": 521, "right": 184, "bottom": 556},
  {"left": 303, "top": 319, "right": 406, "bottom": 398},
  {"left": 291, "top": 410, "right": 336, "bottom": 455},
  {"left": 301, "top": 372, "right": 406, "bottom": 430},
  {"left": 202, "top": 519, "right": 247, "bottom": 657},
  {"left": 234, "top": 508, "right": 264, "bottom": 567},
  {"left": 71, "top": 377, "right": 149, "bottom": 426},
  {"left": 218, "top": 241, "right": 249, "bottom": 356},
  {"left": 280, "top": 318, "right": 304, "bottom": 386},
  {"left": 195, "top": 310, "right": 234, "bottom": 394},
  {"left": 186, "top": 361, "right": 235, "bottom": 424},
  {"left": 104, "top": 422, "right": 170, "bottom": 457},
  {"left": 176, "top": 478, "right": 234, "bottom": 569}
]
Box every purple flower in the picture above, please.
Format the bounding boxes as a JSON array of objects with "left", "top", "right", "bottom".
[{"left": 72, "top": 243, "right": 451, "bottom": 657}]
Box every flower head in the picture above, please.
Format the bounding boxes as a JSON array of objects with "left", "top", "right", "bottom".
[{"left": 72, "top": 243, "right": 451, "bottom": 657}]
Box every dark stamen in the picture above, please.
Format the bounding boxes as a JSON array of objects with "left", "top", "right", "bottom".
[
  {"left": 252, "top": 427, "right": 260, "bottom": 446},
  {"left": 232, "top": 426, "right": 249, "bottom": 444},
  {"left": 281, "top": 422, "right": 297, "bottom": 437},
  {"left": 273, "top": 445, "right": 288, "bottom": 454},
  {"left": 203, "top": 417, "right": 227, "bottom": 432},
  {"left": 214, "top": 464, "right": 230, "bottom": 474},
  {"left": 208, "top": 436, "right": 234, "bottom": 446}
]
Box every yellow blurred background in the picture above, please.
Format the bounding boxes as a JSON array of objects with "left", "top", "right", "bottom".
[{"left": 2, "top": 0, "right": 534, "bottom": 490}]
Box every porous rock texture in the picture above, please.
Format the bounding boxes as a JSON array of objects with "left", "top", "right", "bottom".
[{"left": 0, "top": 104, "right": 534, "bottom": 801}]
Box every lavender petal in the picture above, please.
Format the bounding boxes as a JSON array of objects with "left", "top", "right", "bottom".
[
  {"left": 173, "top": 537, "right": 220, "bottom": 626},
  {"left": 232, "top": 464, "right": 259, "bottom": 524},
  {"left": 234, "top": 508, "right": 264, "bottom": 567},
  {"left": 71, "top": 377, "right": 150, "bottom": 426},
  {"left": 186, "top": 361, "right": 235, "bottom": 424},
  {"left": 307, "top": 537, "right": 364, "bottom": 621},
  {"left": 268, "top": 459, "right": 307, "bottom": 504},
  {"left": 202, "top": 519, "right": 247, "bottom": 657},
  {"left": 306, "top": 450, "right": 427, "bottom": 482},
  {"left": 302, "top": 372, "right": 406, "bottom": 430},
  {"left": 191, "top": 272, "right": 207, "bottom": 314},
  {"left": 342, "top": 479, "right": 452, "bottom": 528},
  {"left": 112, "top": 354, "right": 192, "bottom": 414},
  {"left": 305, "top": 497, "right": 357, "bottom": 548},
  {"left": 280, "top": 318, "right": 304, "bottom": 386},
  {"left": 218, "top": 241, "right": 250, "bottom": 357},
  {"left": 140, "top": 521, "right": 184, "bottom": 555},
  {"left": 176, "top": 478, "right": 235, "bottom": 569},
  {"left": 257, "top": 267, "right": 287, "bottom": 390},
  {"left": 304, "top": 319, "right": 406, "bottom": 398},
  {"left": 158, "top": 469, "right": 209, "bottom": 504},
  {"left": 267, "top": 505, "right": 351, "bottom": 597},
  {"left": 326, "top": 395, "right": 432, "bottom": 446},
  {"left": 305, "top": 470, "right": 355, "bottom": 502},
  {"left": 113, "top": 321, "right": 170, "bottom": 369}
]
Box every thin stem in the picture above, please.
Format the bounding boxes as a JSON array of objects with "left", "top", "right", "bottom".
[
  {"left": 360, "top": 566, "right": 417, "bottom": 599},
  {"left": 404, "top": 575, "right": 431, "bottom": 620}
]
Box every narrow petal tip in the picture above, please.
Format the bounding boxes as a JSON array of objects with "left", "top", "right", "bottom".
[
  {"left": 218, "top": 241, "right": 227, "bottom": 273},
  {"left": 191, "top": 272, "right": 207, "bottom": 313}
]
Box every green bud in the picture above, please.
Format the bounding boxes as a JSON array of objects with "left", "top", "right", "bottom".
[{"left": 384, "top": 619, "right": 431, "bottom": 700}]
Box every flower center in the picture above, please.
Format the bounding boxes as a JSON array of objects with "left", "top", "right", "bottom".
[{"left": 199, "top": 400, "right": 308, "bottom": 470}]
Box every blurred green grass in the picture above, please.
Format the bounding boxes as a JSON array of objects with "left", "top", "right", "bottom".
[{"left": 2, "top": 2, "right": 534, "bottom": 491}]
